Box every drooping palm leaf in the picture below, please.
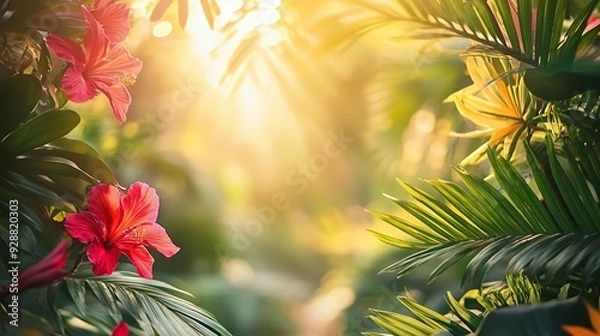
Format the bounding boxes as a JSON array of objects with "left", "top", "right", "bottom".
[
  {"left": 372, "top": 133, "right": 600, "bottom": 289},
  {"left": 57, "top": 264, "right": 232, "bottom": 336}
]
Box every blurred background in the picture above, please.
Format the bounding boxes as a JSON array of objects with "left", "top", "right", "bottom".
[{"left": 70, "top": 0, "right": 485, "bottom": 335}]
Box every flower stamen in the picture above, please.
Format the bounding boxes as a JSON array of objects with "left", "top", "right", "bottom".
[{"left": 116, "top": 73, "right": 136, "bottom": 86}]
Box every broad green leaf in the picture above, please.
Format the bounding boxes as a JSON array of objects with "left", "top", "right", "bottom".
[
  {"left": 0, "top": 186, "right": 44, "bottom": 231},
  {"left": 0, "top": 172, "right": 74, "bottom": 212},
  {"left": 11, "top": 156, "right": 97, "bottom": 183},
  {"left": 0, "top": 109, "right": 80, "bottom": 158},
  {"left": 47, "top": 137, "right": 117, "bottom": 184},
  {"left": 0, "top": 75, "right": 42, "bottom": 140}
]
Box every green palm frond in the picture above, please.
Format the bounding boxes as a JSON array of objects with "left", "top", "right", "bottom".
[
  {"left": 371, "top": 134, "right": 600, "bottom": 289},
  {"left": 333, "top": 0, "right": 599, "bottom": 68},
  {"left": 49, "top": 264, "right": 232, "bottom": 336}
]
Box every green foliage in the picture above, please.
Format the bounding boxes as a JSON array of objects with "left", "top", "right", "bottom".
[
  {"left": 349, "top": 1, "right": 600, "bottom": 335},
  {"left": 372, "top": 0, "right": 597, "bottom": 67},
  {"left": 334, "top": 0, "right": 600, "bottom": 107},
  {"left": 373, "top": 134, "right": 600, "bottom": 290},
  {"left": 0, "top": 3, "right": 232, "bottom": 336},
  {"left": 463, "top": 274, "right": 544, "bottom": 311},
  {"left": 50, "top": 264, "right": 233, "bottom": 336},
  {"left": 365, "top": 274, "right": 593, "bottom": 336},
  {"left": 0, "top": 93, "right": 116, "bottom": 229},
  {"left": 0, "top": 75, "right": 42, "bottom": 140},
  {"left": 0, "top": 74, "right": 116, "bottom": 277}
]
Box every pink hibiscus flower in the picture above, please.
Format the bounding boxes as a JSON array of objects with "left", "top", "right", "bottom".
[
  {"left": 65, "top": 182, "right": 180, "bottom": 278},
  {"left": 46, "top": 8, "right": 142, "bottom": 123},
  {"left": 89, "top": 0, "right": 131, "bottom": 43}
]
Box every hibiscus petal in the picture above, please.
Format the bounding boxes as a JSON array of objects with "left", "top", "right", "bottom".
[
  {"left": 111, "top": 321, "right": 129, "bottom": 336},
  {"left": 118, "top": 182, "right": 160, "bottom": 232},
  {"left": 96, "top": 43, "right": 143, "bottom": 78},
  {"left": 94, "top": 0, "right": 111, "bottom": 7},
  {"left": 121, "top": 245, "right": 155, "bottom": 278},
  {"left": 62, "top": 65, "right": 99, "bottom": 103},
  {"left": 46, "top": 34, "right": 86, "bottom": 64},
  {"left": 82, "top": 7, "right": 108, "bottom": 63},
  {"left": 87, "top": 241, "right": 120, "bottom": 276},
  {"left": 65, "top": 211, "right": 105, "bottom": 243},
  {"left": 141, "top": 223, "right": 180, "bottom": 257},
  {"left": 119, "top": 223, "right": 180, "bottom": 258},
  {"left": 98, "top": 82, "right": 131, "bottom": 123},
  {"left": 90, "top": 0, "right": 131, "bottom": 43},
  {"left": 87, "top": 184, "right": 123, "bottom": 234}
]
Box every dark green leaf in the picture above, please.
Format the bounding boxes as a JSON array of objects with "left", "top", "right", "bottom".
[
  {"left": 0, "top": 75, "right": 42, "bottom": 140},
  {"left": 475, "top": 297, "right": 591, "bottom": 336},
  {"left": 0, "top": 109, "right": 80, "bottom": 158}
]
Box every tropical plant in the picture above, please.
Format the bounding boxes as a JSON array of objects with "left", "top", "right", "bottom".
[
  {"left": 322, "top": 0, "right": 600, "bottom": 334},
  {"left": 0, "top": 0, "right": 230, "bottom": 335}
]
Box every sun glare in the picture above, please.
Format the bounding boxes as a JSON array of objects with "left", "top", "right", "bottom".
[{"left": 139, "top": 0, "right": 309, "bottom": 183}]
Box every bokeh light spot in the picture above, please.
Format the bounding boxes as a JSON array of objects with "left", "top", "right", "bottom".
[{"left": 153, "top": 21, "right": 173, "bottom": 38}]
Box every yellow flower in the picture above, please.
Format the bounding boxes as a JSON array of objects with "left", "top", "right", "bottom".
[
  {"left": 563, "top": 302, "right": 600, "bottom": 336},
  {"left": 446, "top": 56, "right": 533, "bottom": 164}
]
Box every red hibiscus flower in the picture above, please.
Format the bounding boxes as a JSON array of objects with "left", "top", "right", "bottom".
[
  {"left": 46, "top": 7, "right": 142, "bottom": 123},
  {"left": 0, "top": 241, "right": 70, "bottom": 296},
  {"left": 111, "top": 321, "right": 129, "bottom": 336},
  {"left": 65, "top": 182, "right": 180, "bottom": 278},
  {"left": 19, "top": 240, "right": 70, "bottom": 292},
  {"left": 89, "top": 0, "right": 131, "bottom": 43}
]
